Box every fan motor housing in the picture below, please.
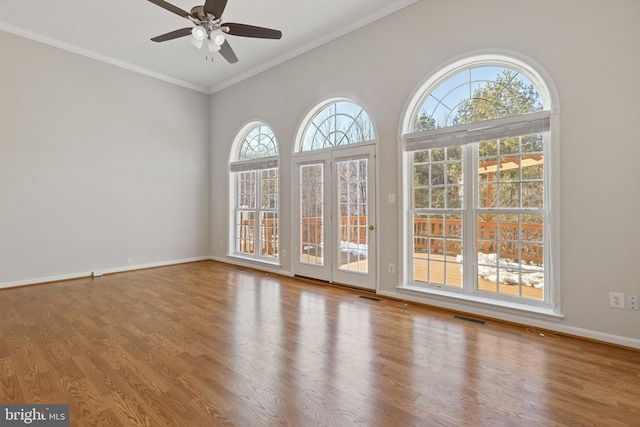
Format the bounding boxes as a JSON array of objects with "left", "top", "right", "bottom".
[{"left": 190, "top": 6, "right": 207, "bottom": 20}]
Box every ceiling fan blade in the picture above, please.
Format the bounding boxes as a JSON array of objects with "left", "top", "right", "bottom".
[
  {"left": 219, "top": 40, "right": 238, "bottom": 64},
  {"left": 204, "top": 0, "right": 228, "bottom": 18},
  {"left": 151, "top": 27, "right": 193, "bottom": 42},
  {"left": 147, "top": 0, "right": 192, "bottom": 18},
  {"left": 224, "top": 23, "right": 282, "bottom": 39}
]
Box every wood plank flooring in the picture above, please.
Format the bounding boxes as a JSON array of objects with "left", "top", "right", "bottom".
[{"left": 0, "top": 260, "right": 639, "bottom": 426}]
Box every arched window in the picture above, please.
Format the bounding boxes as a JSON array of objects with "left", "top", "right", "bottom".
[
  {"left": 299, "top": 100, "right": 375, "bottom": 152},
  {"left": 401, "top": 54, "right": 558, "bottom": 314},
  {"left": 230, "top": 123, "right": 279, "bottom": 262}
]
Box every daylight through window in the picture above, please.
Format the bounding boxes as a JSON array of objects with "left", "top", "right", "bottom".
[
  {"left": 403, "top": 59, "right": 555, "bottom": 311},
  {"left": 230, "top": 123, "right": 279, "bottom": 262}
]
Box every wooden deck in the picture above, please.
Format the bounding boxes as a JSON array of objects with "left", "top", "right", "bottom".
[{"left": 0, "top": 261, "right": 637, "bottom": 426}]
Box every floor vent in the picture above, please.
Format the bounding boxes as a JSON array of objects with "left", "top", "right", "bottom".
[
  {"left": 359, "top": 295, "right": 380, "bottom": 301},
  {"left": 453, "top": 315, "right": 488, "bottom": 325}
]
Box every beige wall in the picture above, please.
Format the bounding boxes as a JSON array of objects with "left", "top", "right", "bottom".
[{"left": 0, "top": 31, "right": 211, "bottom": 285}]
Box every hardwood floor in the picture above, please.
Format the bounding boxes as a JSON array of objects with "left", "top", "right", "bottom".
[{"left": 1, "top": 261, "right": 639, "bottom": 426}]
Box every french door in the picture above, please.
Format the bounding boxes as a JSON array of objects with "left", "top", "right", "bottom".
[{"left": 294, "top": 144, "right": 376, "bottom": 290}]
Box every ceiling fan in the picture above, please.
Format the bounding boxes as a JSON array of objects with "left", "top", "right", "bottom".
[{"left": 147, "top": 0, "right": 282, "bottom": 64}]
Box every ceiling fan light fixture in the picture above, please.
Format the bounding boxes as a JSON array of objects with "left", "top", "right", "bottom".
[
  {"left": 191, "top": 26, "right": 207, "bottom": 41},
  {"left": 207, "top": 39, "right": 221, "bottom": 52},
  {"left": 212, "top": 30, "right": 226, "bottom": 46}
]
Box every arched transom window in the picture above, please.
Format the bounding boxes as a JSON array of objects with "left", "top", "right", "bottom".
[
  {"left": 239, "top": 125, "right": 278, "bottom": 159},
  {"left": 300, "top": 100, "right": 375, "bottom": 151},
  {"left": 414, "top": 66, "right": 544, "bottom": 130}
]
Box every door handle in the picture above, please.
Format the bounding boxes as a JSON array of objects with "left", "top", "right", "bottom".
[{"left": 368, "top": 225, "right": 375, "bottom": 231}]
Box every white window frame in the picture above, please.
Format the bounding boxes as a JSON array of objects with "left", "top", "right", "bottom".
[
  {"left": 295, "top": 98, "right": 376, "bottom": 154},
  {"left": 291, "top": 97, "right": 378, "bottom": 287},
  {"left": 229, "top": 122, "right": 280, "bottom": 265},
  {"left": 399, "top": 53, "right": 561, "bottom": 317}
]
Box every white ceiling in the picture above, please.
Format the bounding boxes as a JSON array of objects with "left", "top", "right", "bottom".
[{"left": 0, "top": 0, "right": 416, "bottom": 93}]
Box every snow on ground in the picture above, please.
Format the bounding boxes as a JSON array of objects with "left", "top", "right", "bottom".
[
  {"left": 476, "top": 253, "right": 544, "bottom": 289},
  {"left": 340, "top": 242, "right": 544, "bottom": 289},
  {"left": 340, "top": 241, "right": 368, "bottom": 258}
]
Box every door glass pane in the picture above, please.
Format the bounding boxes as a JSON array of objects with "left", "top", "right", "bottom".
[
  {"left": 337, "top": 159, "right": 368, "bottom": 273},
  {"left": 300, "top": 164, "right": 324, "bottom": 265}
]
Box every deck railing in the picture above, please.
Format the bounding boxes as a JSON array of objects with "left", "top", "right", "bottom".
[
  {"left": 238, "top": 218, "right": 278, "bottom": 256},
  {"left": 240, "top": 216, "right": 543, "bottom": 264},
  {"left": 300, "top": 216, "right": 368, "bottom": 246},
  {"left": 413, "top": 217, "right": 543, "bottom": 264}
]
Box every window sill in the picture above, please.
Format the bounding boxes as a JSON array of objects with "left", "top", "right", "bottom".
[{"left": 396, "top": 284, "right": 563, "bottom": 320}]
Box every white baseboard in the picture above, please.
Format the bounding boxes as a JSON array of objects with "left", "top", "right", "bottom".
[
  {"left": 209, "top": 255, "right": 294, "bottom": 277},
  {"left": 0, "top": 271, "right": 92, "bottom": 290},
  {"left": 549, "top": 324, "right": 640, "bottom": 350},
  {"left": 0, "top": 256, "right": 211, "bottom": 290},
  {"left": 98, "top": 256, "right": 211, "bottom": 275},
  {"left": 379, "top": 289, "right": 640, "bottom": 350}
]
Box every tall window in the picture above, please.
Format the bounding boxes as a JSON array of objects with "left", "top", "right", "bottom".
[
  {"left": 230, "top": 123, "right": 279, "bottom": 262},
  {"left": 402, "top": 56, "right": 557, "bottom": 312}
]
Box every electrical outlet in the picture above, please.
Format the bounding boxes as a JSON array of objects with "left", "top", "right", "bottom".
[
  {"left": 388, "top": 263, "right": 395, "bottom": 274},
  {"left": 609, "top": 292, "right": 625, "bottom": 309},
  {"left": 627, "top": 295, "right": 638, "bottom": 310},
  {"left": 282, "top": 249, "right": 287, "bottom": 258}
]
